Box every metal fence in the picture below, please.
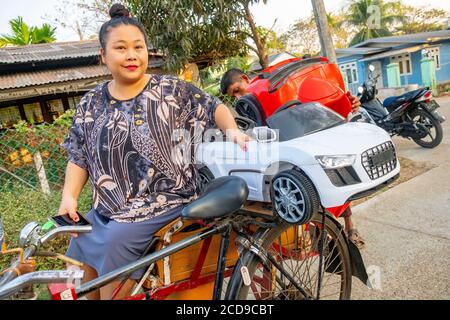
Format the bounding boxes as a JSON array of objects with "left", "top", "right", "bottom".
[
  {"left": 0, "top": 95, "right": 237, "bottom": 195},
  {"left": 0, "top": 126, "right": 69, "bottom": 193}
]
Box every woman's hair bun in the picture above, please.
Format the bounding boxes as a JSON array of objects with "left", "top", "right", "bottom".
[{"left": 109, "top": 3, "right": 130, "bottom": 19}]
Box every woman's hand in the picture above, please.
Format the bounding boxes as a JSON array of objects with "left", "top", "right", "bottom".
[
  {"left": 214, "top": 104, "right": 253, "bottom": 151},
  {"left": 226, "top": 129, "right": 253, "bottom": 151},
  {"left": 58, "top": 195, "right": 79, "bottom": 237}
]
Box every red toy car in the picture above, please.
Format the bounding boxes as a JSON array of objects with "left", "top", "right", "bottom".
[{"left": 235, "top": 57, "right": 353, "bottom": 125}]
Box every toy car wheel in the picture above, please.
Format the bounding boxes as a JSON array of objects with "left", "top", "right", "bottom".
[
  {"left": 198, "top": 166, "right": 215, "bottom": 193},
  {"left": 271, "top": 170, "right": 319, "bottom": 224}
]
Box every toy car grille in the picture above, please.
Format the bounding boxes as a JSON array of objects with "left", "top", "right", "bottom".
[
  {"left": 325, "top": 166, "right": 361, "bottom": 187},
  {"left": 361, "top": 141, "right": 397, "bottom": 180}
]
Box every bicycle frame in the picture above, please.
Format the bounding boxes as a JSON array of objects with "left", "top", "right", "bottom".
[
  {"left": 75, "top": 218, "right": 232, "bottom": 300},
  {"left": 1, "top": 207, "right": 368, "bottom": 300},
  {"left": 0, "top": 212, "right": 268, "bottom": 300}
]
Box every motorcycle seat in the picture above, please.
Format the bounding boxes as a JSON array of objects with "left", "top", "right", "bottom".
[
  {"left": 383, "top": 88, "right": 428, "bottom": 111},
  {"left": 181, "top": 176, "right": 249, "bottom": 220}
]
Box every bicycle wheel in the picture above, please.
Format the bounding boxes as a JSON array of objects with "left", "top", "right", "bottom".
[{"left": 227, "top": 213, "right": 352, "bottom": 300}]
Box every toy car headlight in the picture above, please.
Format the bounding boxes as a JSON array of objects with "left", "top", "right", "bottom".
[{"left": 315, "top": 155, "right": 356, "bottom": 169}]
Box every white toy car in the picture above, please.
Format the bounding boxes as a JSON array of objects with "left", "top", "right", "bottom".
[{"left": 196, "top": 101, "right": 400, "bottom": 225}]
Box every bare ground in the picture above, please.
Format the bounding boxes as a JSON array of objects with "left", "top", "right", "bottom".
[{"left": 352, "top": 156, "right": 436, "bottom": 206}]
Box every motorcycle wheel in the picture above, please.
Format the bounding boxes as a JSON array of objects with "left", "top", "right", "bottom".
[{"left": 410, "top": 109, "right": 443, "bottom": 148}]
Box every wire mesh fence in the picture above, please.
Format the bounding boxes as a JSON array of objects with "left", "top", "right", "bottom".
[{"left": 0, "top": 124, "right": 69, "bottom": 194}]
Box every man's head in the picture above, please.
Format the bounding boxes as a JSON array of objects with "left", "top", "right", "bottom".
[{"left": 220, "top": 68, "right": 251, "bottom": 99}]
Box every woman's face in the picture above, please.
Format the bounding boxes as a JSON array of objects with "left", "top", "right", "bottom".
[{"left": 101, "top": 24, "right": 148, "bottom": 84}]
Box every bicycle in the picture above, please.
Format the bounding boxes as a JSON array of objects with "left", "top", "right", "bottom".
[{"left": 0, "top": 176, "right": 357, "bottom": 300}]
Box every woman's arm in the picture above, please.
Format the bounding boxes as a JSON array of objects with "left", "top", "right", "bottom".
[
  {"left": 214, "top": 103, "right": 251, "bottom": 150},
  {"left": 58, "top": 162, "right": 89, "bottom": 222}
]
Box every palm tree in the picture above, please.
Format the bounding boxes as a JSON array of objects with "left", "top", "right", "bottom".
[
  {"left": 0, "top": 17, "right": 56, "bottom": 47},
  {"left": 345, "top": 0, "right": 404, "bottom": 46}
]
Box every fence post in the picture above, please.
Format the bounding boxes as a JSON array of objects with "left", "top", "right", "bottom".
[{"left": 33, "top": 151, "right": 51, "bottom": 195}]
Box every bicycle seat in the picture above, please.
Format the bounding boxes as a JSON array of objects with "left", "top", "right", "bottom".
[{"left": 181, "top": 176, "right": 249, "bottom": 220}]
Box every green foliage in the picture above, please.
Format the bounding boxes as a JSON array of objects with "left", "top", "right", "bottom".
[
  {"left": 199, "top": 55, "right": 250, "bottom": 104},
  {"left": 394, "top": 5, "right": 448, "bottom": 34},
  {"left": 344, "top": 0, "right": 405, "bottom": 46},
  {"left": 256, "top": 26, "right": 286, "bottom": 55},
  {"left": 125, "top": 0, "right": 251, "bottom": 72},
  {"left": 0, "top": 16, "right": 56, "bottom": 47},
  {"left": 282, "top": 15, "right": 321, "bottom": 56},
  {"left": 52, "top": 109, "right": 75, "bottom": 128},
  {"left": 0, "top": 111, "right": 74, "bottom": 192},
  {"left": 0, "top": 184, "right": 92, "bottom": 272}
]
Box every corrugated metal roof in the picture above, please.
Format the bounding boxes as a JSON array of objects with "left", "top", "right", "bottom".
[
  {"left": 359, "top": 45, "right": 426, "bottom": 62},
  {"left": 0, "top": 41, "right": 100, "bottom": 64},
  {"left": 0, "top": 40, "right": 158, "bottom": 64},
  {"left": 336, "top": 47, "right": 386, "bottom": 56},
  {"left": 0, "top": 64, "right": 110, "bottom": 90},
  {"left": 353, "top": 30, "right": 450, "bottom": 48}
]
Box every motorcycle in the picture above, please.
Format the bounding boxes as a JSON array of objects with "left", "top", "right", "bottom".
[{"left": 358, "top": 64, "right": 445, "bottom": 148}]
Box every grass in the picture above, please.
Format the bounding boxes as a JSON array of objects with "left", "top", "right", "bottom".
[{"left": 0, "top": 184, "right": 92, "bottom": 272}]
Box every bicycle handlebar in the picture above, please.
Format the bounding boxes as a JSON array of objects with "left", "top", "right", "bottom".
[
  {"left": 0, "top": 270, "right": 84, "bottom": 299},
  {"left": 0, "top": 223, "right": 92, "bottom": 296},
  {"left": 40, "top": 225, "right": 92, "bottom": 244}
]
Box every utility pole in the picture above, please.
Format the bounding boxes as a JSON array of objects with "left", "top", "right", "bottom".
[{"left": 311, "top": 0, "right": 336, "bottom": 63}]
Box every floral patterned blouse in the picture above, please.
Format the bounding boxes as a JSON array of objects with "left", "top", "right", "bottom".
[{"left": 62, "top": 75, "right": 220, "bottom": 223}]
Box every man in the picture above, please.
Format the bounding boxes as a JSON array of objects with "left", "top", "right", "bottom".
[{"left": 220, "top": 68, "right": 365, "bottom": 249}]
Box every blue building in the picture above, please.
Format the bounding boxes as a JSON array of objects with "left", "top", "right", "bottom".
[{"left": 336, "top": 30, "right": 450, "bottom": 95}]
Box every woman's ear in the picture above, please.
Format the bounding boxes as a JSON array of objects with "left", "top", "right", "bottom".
[{"left": 100, "top": 48, "right": 106, "bottom": 65}]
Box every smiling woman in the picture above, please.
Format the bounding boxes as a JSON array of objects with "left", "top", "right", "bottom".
[{"left": 54, "top": 3, "right": 250, "bottom": 300}]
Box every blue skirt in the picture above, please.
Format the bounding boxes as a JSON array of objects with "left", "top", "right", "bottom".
[{"left": 65, "top": 206, "right": 183, "bottom": 280}]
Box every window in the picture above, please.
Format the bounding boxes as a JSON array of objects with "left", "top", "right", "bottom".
[
  {"left": 339, "top": 62, "right": 359, "bottom": 84},
  {"left": 428, "top": 47, "right": 440, "bottom": 70},
  {"left": 68, "top": 95, "right": 83, "bottom": 109},
  {"left": 47, "top": 99, "right": 65, "bottom": 119},
  {"left": 24, "top": 103, "right": 44, "bottom": 124},
  {"left": 390, "top": 53, "right": 412, "bottom": 76},
  {"left": 0, "top": 106, "right": 21, "bottom": 127}
]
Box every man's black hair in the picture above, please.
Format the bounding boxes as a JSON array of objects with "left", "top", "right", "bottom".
[{"left": 220, "top": 68, "right": 246, "bottom": 96}]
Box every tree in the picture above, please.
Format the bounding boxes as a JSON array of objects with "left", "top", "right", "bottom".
[
  {"left": 326, "top": 12, "right": 356, "bottom": 49},
  {"left": 0, "top": 17, "right": 56, "bottom": 47},
  {"left": 65, "top": 0, "right": 272, "bottom": 72},
  {"left": 343, "top": 0, "right": 405, "bottom": 46},
  {"left": 395, "top": 5, "right": 448, "bottom": 35},
  {"left": 256, "top": 26, "right": 286, "bottom": 55},
  {"left": 282, "top": 16, "right": 321, "bottom": 56},
  {"left": 46, "top": 0, "right": 100, "bottom": 41},
  {"left": 241, "top": 0, "right": 271, "bottom": 69}
]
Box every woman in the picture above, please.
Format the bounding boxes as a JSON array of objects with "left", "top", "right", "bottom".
[{"left": 58, "top": 3, "right": 250, "bottom": 300}]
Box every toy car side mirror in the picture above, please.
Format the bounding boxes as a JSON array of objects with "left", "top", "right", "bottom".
[
  {"left": 252, "top": 126, "right": 277, "bottom": 143},
  {"left": 234, "top": 115, "right": 256, "bottom": 132}
]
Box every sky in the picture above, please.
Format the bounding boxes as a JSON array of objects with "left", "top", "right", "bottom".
[{"left": 0, "top": 0, "right": 449, "bottom": 42}]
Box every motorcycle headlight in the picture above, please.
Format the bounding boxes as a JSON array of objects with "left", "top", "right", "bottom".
[{"left": 315, "top": 155, "right": 356, "bottom": 169}]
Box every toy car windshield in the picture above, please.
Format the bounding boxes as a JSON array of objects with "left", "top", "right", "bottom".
[{"left": 266, "top": 102, "right": 345, "bottom": 141}]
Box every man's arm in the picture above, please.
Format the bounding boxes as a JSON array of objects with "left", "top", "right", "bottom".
[{"left": 347, "top": 91, "right": 361, "bottom": 113}]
